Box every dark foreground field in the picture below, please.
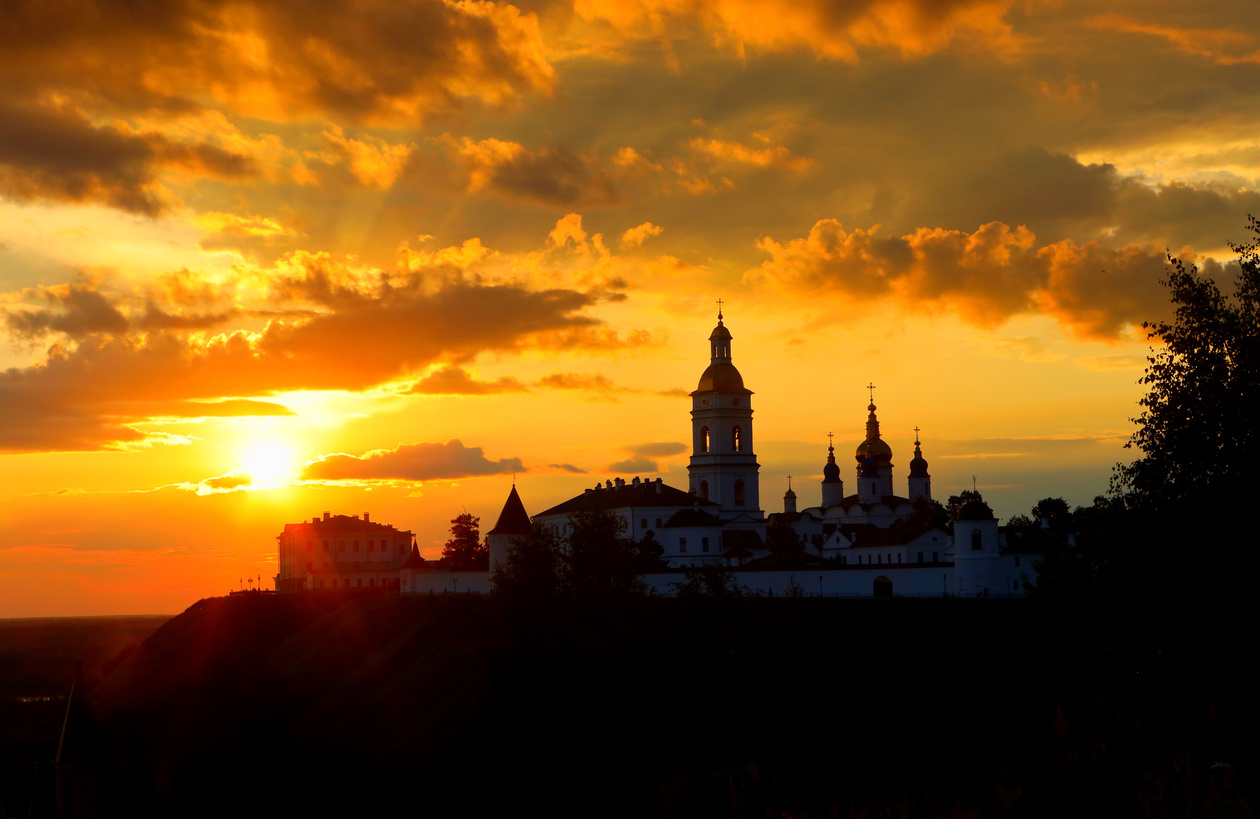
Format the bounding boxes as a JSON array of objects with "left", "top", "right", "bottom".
[{"left": 4, "top": 593, "right": 1254, "bottom": 817}]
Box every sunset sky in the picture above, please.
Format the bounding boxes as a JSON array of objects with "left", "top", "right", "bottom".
[{"left": 2, "top": 0, "right": 1256, "bottom": 615}]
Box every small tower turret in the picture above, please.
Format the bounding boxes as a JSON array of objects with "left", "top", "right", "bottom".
[
  {"left": 821, "top": 432, "right": 844, "bottom": 507},
  {"left": 908, "top": 426, "right": 932, "bottom": 502},
  {"left": 784, "top": 476, "right": 798, "bottom": 514},
  {"left": 486, "top": 484, "right": 532, "bottom": 572}
]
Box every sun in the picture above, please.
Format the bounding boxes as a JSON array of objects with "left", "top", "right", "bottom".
[{"left": 240, "top": 439, "right": 298, "bottom": 486}]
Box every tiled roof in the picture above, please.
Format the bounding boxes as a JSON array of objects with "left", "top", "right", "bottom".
[
  {"left": 535, "top": 480, "right": 719, "bottom": 517},
  {"left": 279, "top": 515, "right": 412, "bottom": 538},
  {"left": 840, "top": 523, "right": 943, "bottom": 547},
  {"left": 665, "top": 508, "right": 723, "bottom": 528}
]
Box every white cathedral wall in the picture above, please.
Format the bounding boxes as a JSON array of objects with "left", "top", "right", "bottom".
[{"left": 403, "top": 571, "right": 492, "bottom": 595}]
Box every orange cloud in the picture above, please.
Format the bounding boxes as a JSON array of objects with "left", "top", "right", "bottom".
[
  {"left": 689, "top": 137, "right": 812, "bottom": 171},
  {"left": 1088, "top": 14, "right": 1260, "bottom": 65},
  {"left": 749, "top": 219, "right": 1174, "bottom": 338},
  {"left": 301, "top": 440, "right": 523, "bottom": 482},
  {"left": 620, "top": 221, "right": 664, "bottom": 248},
  {"left": 321, "top": 126, "right": 415, "bottom": 188},
  {"left": 404, "top": 365, "right": 529, "bottom": 395},
  {"left": 0, "top": 0, "right": 554, "bottom": 126},
  {"left": 574, "top": 0, "right": 1020, "bottom": 62},
  {"left": 0, "top": 257, "right": 609, "bottom": 451}
]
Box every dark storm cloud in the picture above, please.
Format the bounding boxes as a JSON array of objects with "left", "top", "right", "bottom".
[
  {"left": 486, "top": 147, "right": 620, "bottom": 207},
  {"left": 0, "top": 99, "right": 257, "bottom": 214},
  {"left": 301, "top": 440, "right": 524, "bottom": 482}
]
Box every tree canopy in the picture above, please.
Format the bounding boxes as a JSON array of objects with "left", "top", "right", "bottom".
[
  {"left": 491, "top": 508, "right": 647, "bottom": 601},
  {"left": 440, "top": 513, "right": 488, "bottom": 571},
  {"left": 1034, "top": 217, "right": 1260, "bottom": 602},
  {"left": 1115, "top": 218, "right": 1260, "bottom": 513}
]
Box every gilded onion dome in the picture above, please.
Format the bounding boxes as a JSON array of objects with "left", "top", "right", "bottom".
[{"left": 854, "top": 401, "right": 893, "bottom": 464}]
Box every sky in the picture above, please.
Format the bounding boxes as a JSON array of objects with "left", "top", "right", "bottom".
[{"left": 2, "top": 0, "right": 1256, "bottom": 616}]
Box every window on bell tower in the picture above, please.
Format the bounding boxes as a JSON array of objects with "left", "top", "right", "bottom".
[
  {"left": 700, "top": 480, "right": 709, "bottom": 500},
  {"left": 732, "top": 426, "right": 742, "bottom": 452},
  {"left": 700, "top": 426, "right": 710, "bottom": 452},
  {"left": 734, "top": 479, "right": 745, "bottom": 505}
]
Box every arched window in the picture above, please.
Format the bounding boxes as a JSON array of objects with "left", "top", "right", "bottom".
[
  {"left": 734, "top": 479, "right": 745, "bottom": 505},
  {"left": 732, "top": 425, "right": 742, "bottom": 452},
  {"left": 699, "top": 480, "right": 709, "bottom": 500},
  {"left": 971, "top": 529, "right": 983, "bottom": 550},
  {"left": 700, "top": 426, "right": 710, "bottom": 453}
]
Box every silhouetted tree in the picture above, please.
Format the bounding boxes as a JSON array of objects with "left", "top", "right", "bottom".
[
  {"left": 945, "top": 490, "right": 984, "bottom": 521},
  {"left": 440, "top": 513, "right": 487, "bottom": 570},
  {"left": 1116, "top": 222, "right": 1260, "bottom": 510},
  {"left": 668, "top": 565, "right": 746, "bottom": 598},
  {"left": 633, "top": 530, "right": 668, "bottom": 572},
  {"left": 895, "top": 496, "right": 949, "bottom": 530},
  {"left": 1110, "top": 219, "right": 1260, "bottom": 596},
  {"left": 765, "top": 517, "right": 804, "bottom": 557},
  {"left": 563, "top": 509, "right": 645, "bottom": 599}
]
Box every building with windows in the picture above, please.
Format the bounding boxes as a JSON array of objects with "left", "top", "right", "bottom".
[
  {"left": 275, "top": 512, "right": 414, "bottom": 592},
  {"left": 275, "top": 312, "right": 1059, "bottom": 598}
]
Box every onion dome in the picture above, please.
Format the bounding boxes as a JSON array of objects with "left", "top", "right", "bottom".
[
  {"left": 822, "top": 442, "right": 841, "bottom": 483},
  {"left": 696, "top": 362, "right": 748, "bottom": 393},
  {"left": 855, "top": 401, "right": 893, "bottom": 464},
  {"left": 957, "top": 499, "right": 994, "bottom": 520},
  {"left": 909, "top": 432, "right": 929, "bottom": 476},
  {"left": 784, "top": 486, "right": 797, "bottom": 499}
]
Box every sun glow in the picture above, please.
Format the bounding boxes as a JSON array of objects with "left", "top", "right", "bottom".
[{"left": 240, "top": 439, "right": 298, "bottom": 486}]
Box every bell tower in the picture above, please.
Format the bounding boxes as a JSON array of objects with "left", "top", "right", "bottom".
[{"left": 688, "top": 305, "right": 762, "bottom": 521}]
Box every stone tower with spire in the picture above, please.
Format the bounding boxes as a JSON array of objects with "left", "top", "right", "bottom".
[
  {"left": 687, "top": 305, "right": 762, "bottom": 521},
  {"left": 486, "top": 484, "right": 532, "bottom": 572}
]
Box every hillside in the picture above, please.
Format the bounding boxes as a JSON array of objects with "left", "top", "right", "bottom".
[{"left": 61, "top": 593, "right": 1257, "bottom": 817}]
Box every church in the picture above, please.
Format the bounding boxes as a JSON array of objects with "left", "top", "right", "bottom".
[
  {"left": 494, "top": 310, "right": 1053, "bottom": 598},
  {"left": 277, "top": 311, "right": 1058, "bottom": 597}
]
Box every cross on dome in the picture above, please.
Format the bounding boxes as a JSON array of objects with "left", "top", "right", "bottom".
[
  {"left": 914, "top": 426, "right": 921, "bottom": 444},
  {"left": 867, "top": 382, "right": 876, "bottom": 402},
  {"left": 716, "top": 297, "right": 724, "bottom": 321}
]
